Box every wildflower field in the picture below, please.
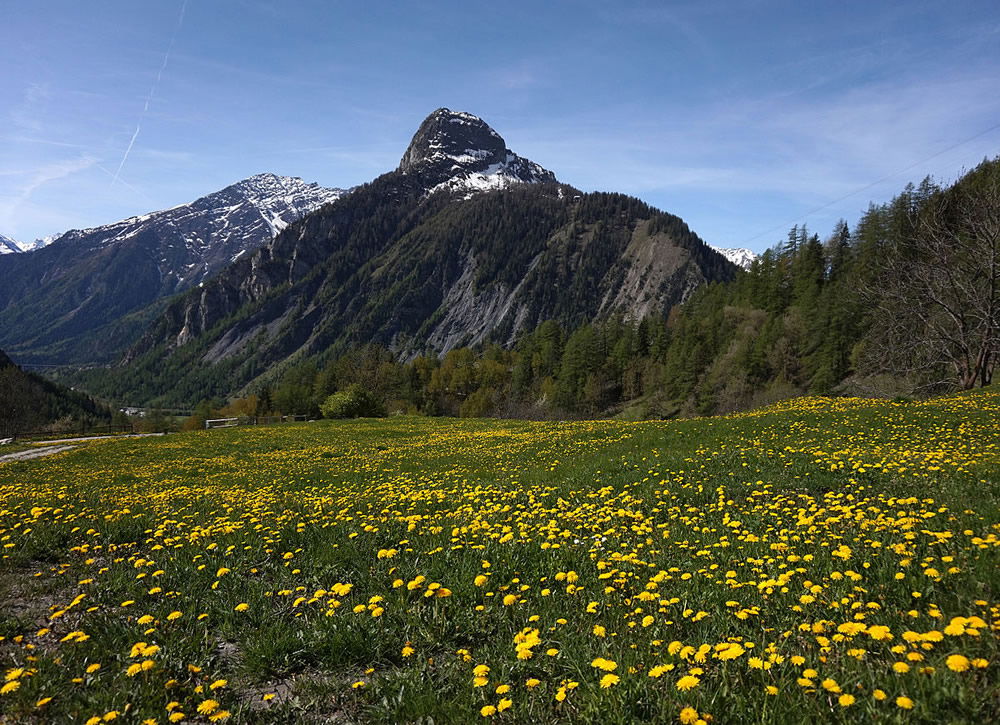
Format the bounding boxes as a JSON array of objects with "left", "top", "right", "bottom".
[{"left": 1, "top": 391, "right": 999, "bottom": 724}]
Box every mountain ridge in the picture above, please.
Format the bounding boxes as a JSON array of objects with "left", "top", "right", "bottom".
[
  {"left": 105, "top": 108, "right": 736, "bottom": 406},
  {"left": 0, "top": 234, "right": 21, "bottom": 255},
  {"left": 0, "top": 173, "right": 347, "bottom": 365},
  {"left": 710, "top": 246, "right": 757, "bottom": 269}
]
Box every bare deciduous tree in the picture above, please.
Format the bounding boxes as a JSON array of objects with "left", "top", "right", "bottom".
[{"left": 863, "top": 164, "right": 999, "bottom": 390}]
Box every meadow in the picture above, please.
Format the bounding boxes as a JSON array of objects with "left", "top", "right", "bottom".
[{"left": 1, "top": 391, "right": 998, "bottom": 724}]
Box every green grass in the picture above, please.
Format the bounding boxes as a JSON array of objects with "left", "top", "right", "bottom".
[{"left": 1, "top": 391, "right": 998, "bottom": 723}]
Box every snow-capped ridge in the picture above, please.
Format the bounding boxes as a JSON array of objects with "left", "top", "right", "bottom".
[
  {"left": 28, "top": 174, "right": 346, "bottom": 258},
  {"left": 0, "top": 233, "right": 22, "bottom": 255},
  {"left": 710, "top": 246, "right": 757, "bottom": 269},
  {"left": 10, "top": 174, "right": 348, "bottom": 294}
]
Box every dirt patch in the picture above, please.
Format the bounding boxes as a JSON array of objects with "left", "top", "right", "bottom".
[
  {"left": 0, "top": 561, "right": 86, "bottom": 661},
  {"left": 237, "top": 668, "right": 369, "bottom": 723}
]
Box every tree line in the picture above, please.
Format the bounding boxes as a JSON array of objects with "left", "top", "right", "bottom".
[
  {"left": 183, "top": 157, "right": 995, "bottom": 423},
  {"left": 0, "top": 350, "right": 111, "bottom": 437}
]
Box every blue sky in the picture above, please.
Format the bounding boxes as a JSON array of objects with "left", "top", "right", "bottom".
[{"left": 2, "top": 0, "right": 999, "bottom": 251}]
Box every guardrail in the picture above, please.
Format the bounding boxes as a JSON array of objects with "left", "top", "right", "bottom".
[{"left": 204, "top": 415, "right": 309, "bottom": 429}]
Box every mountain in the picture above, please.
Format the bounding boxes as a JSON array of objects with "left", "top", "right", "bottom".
[
  {"left": 400, "top": 108, "right": 556, "bottom": 195},
  {"left": 0, "top": 234, "right": 22, "bottom": 255},
  {"left": 0, "top": 233, "right": 58, "bottom": 254},
  {"left": 104, "top": 108, "right": 737, "bottom": 407},
  {"left": 17, "top": 235, "right": 58, "bottom": 253},
  {"left": 0, "top": 174, "right": 347, "bottom": 365},
  {"left": 710, "top": 246, "right": 757, "bottom": 269}
]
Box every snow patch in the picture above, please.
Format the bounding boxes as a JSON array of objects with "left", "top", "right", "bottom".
[
  {"left": 710, "top": 246, "right": 757, "bottom": 269},
  {"left": 0, "top": 234, "right": 22, "bottom": 254}
]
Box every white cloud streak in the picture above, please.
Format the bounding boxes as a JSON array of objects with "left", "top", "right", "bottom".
[
  {"left": 0, "top": 156, "right": 98, "bottom": 232},
  {"left": 111, "top": 0, "right": 188, "bottom": 187}
]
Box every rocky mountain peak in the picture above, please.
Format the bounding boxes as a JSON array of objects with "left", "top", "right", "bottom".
[
  {"left": 399, "top": 108, "right": 507, "bottom": 174},
  {"left": 397, "top": 108, "right": 556, "bottom": 196}
]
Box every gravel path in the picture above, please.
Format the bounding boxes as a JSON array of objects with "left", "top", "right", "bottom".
[
  {"left": 0, "top": 433, "right": 165, "bottom": 465},
  {"left": 0, "top": 445, "right": 79, "bottom": 464}
]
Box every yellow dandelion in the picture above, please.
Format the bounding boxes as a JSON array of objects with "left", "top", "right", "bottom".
[
  {"left": 946, "top": 654, "right": 970, "bottom": 672},
  {"left": 599, "top": 673, "right": 620, "bottom": 688},
  {"left": 676, "top": 675, "right": 700, "bottom": 691}
]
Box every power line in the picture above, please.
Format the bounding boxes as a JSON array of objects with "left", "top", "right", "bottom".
[{"left": 740, "top": 120, "right": 1000, "bottom": 247}]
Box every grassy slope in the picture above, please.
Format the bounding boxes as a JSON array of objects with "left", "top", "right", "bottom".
[{"left": 0, "top": 390, "right": 998, "bottom": 723}]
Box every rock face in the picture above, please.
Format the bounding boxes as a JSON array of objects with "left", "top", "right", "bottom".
[
  {"left": 115, "top": 109, "right": 737, "bottom": 405},
  {"left": 398, "top": 108, "right": 556, "bottom": 195},
  {"left": 399, "top": 109, "right": 508, "bottom": 173},
  {"left": 0, "top": 174, "right": 347, "bottom": 364}
]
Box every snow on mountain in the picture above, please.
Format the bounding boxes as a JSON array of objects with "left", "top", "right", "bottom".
[
  {"left": 710, "top": 246, "right": 757, "bottom": 269},
  {"left": 399, "top": 108, "right": 556, "bottom": 197},
  {"left": 0, "top": 234, "right": 22, "bottom": 255},
  {"left": 17, "top": 235, "right": 58, "bottom": 253},
  {"left": 0, "top": 174, "right": 350, "bottom": 366},
  {"left": 33, "top": 173, "right": 348, "bottom": 292}
]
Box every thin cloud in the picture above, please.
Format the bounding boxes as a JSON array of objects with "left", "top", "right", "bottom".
[
  {"left": 9, "top": 83, "right": 50, "bottom": 133},
  {"left": 0, "top": 156, "right": 97, "bottom": 232},
  {"left": 111, "top": 0, "right": 188, "bottom": 187}
]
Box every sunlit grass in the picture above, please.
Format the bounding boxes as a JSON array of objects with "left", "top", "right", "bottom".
[{"left": 1, "top": 390, "right": 998, "bottom": 723}]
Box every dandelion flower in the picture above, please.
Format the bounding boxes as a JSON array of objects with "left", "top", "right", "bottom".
[
  {"left": 676, "top": 675, "right": 700, "bottom": 691},
  {"left": 946, "top": 654, "right": 970, "bottom": 672},
  {"left": 591, "top": 657, "right": 617, "bottom": 671},
  {"left": 600, "top": 673, "right": 620, "bottom": 688}
]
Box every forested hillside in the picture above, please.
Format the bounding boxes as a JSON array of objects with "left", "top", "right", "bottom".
[
  {"left": 183, "top": 157, "right": 997, "bottom": 422},
  {"left": 75, "top": 184, "right": 731, "bottom": 408},
  {"left": 0, "top": 350, "right": 110, "bottom": 436}
]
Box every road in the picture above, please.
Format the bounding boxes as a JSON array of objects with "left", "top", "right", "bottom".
[{"left": 0, "top": 433, "right": 165, "bottom": 465}]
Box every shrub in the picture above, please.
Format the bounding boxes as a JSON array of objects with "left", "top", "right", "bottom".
[{"left": 320, "top": 385, "right": 386, "bottom": 419}]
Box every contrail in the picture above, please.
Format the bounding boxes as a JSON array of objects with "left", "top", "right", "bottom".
[{"left": 111, "top": 0, "right": 187, "bottom": 187}]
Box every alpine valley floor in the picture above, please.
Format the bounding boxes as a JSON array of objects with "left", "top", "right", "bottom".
[{"left": 0, "top": 390, "right": 998, "bottom": 723}]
